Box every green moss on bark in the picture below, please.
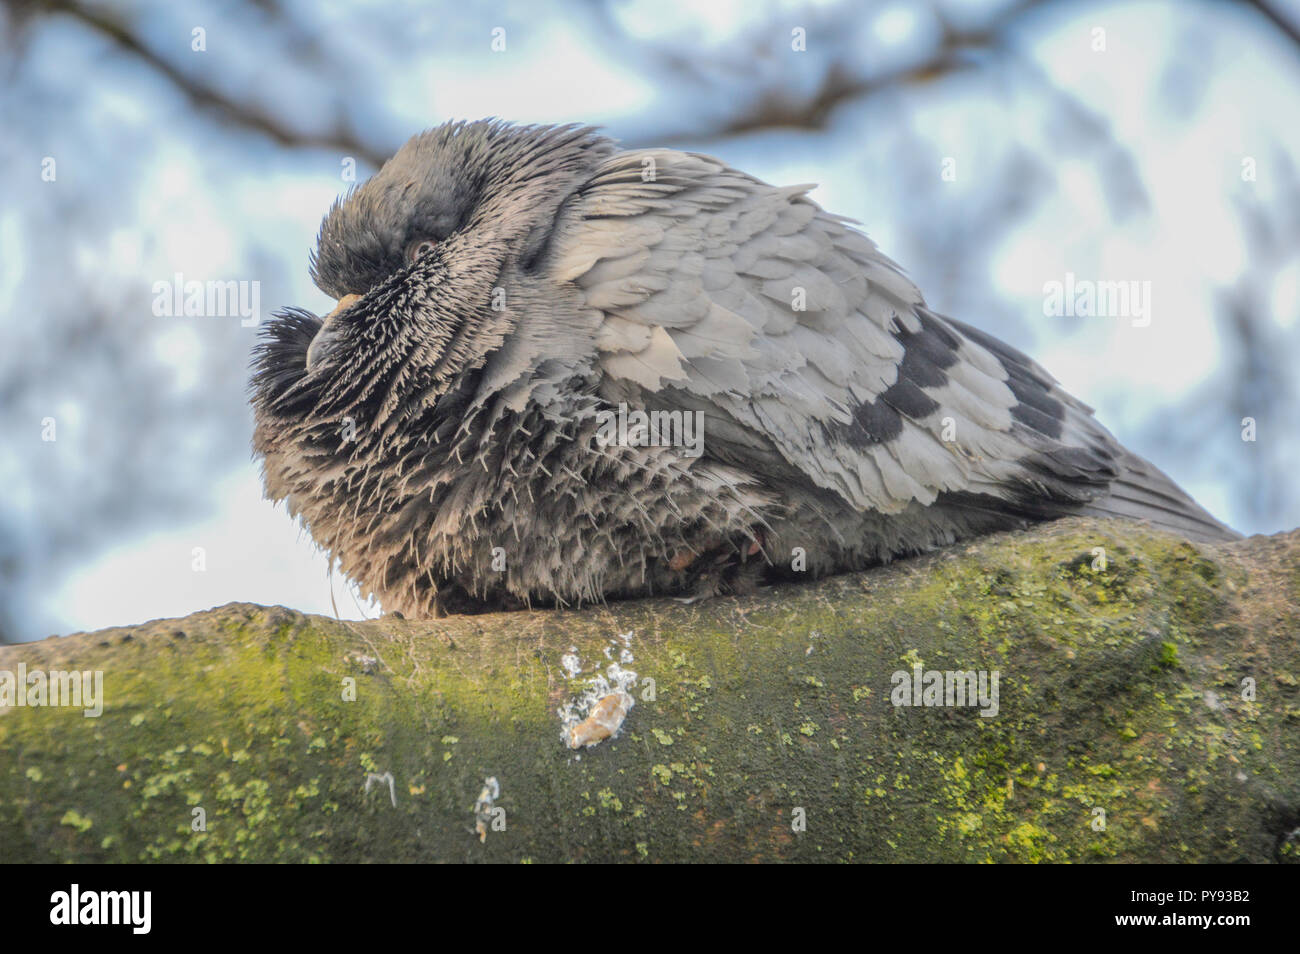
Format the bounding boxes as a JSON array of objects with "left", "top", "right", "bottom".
[{"left": 1, "top": 518, "right": 1297, "bottom": 862}]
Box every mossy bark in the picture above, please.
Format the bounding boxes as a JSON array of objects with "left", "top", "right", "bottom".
[{"left": 2, "top": 517, "right": 1298, "bottom": 863}]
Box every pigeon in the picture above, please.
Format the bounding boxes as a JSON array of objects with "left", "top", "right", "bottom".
[{"left": 251, "top": 119, "right": 1238, "bottom": 617}]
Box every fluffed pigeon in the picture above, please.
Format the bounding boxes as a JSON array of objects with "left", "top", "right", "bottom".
[{"left": 251, "top": 120, "right": 1238, "bottom": 616}]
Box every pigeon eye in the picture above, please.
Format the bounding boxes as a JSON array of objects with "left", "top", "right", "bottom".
[{"left": 406, "top": 239, "right": 437, "bottom": 262}]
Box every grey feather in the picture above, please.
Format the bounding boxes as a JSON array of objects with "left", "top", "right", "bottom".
[{"left": 250, "top": 119, "right": 1238, "bottom": 617}]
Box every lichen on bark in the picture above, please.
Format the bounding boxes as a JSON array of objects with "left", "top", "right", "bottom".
[{"left": 1, "top": 517, "right": 1297, "bottom": 863}]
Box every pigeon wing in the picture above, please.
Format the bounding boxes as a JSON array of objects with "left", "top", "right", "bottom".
[{"left": 547, "top": 147, "right": 1234, "bottom": 540}]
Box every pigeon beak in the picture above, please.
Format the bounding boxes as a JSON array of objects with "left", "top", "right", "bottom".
[{"left": 305, "top": 294, "right": 361, "bottom": 372}]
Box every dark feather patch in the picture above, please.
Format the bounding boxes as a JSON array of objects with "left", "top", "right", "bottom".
[
  {"left": 860, "top": 310, "right": 954, "bottom": 424},
  {"left": 835, "top": 396, "right": 904, "bottom": 446},
  {"left": 910, "top": 309, "right": 963, "bottom": 369},
  {"left": 1008, "top": 399, "right": 1064, "bottom": 439},
  {"left": 879, "top": 378, "right": 940, "bottom": 419},
  {"left": 940, "top": 315, "right": 1050, "bottom": 385},
  {"left": 1034, "top": 444, "right": 1120, "bottom": 481},
  {"left": 938, "top": 313, "right": 1067, "bottom": 441},
  {"left": 1005, "top": 369, "right": 1066, "bottom": 440},
  {"left": 832, "top": 312, "right": 963, "bottom": 446}
]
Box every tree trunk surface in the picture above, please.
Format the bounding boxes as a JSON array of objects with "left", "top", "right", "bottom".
[{"left": 2, "top": 517, "right": 1297, "bottom": 863}]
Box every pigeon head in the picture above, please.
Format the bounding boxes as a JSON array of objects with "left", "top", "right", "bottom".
[
  {"left": 254, "top": 120, "right": 615, "bottom": 429},
  {"left": 312, "top": 119, "right": 615, "bottom": 299}
]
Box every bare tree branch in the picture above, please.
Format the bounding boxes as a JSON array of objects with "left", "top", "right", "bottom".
[{"left": 12, "top": 0, "right": 390, "bottom": 166}]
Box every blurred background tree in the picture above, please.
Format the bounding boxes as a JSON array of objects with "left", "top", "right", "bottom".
[{"left": 2, "top": 0, "right": 1297, "bottom": 641}]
